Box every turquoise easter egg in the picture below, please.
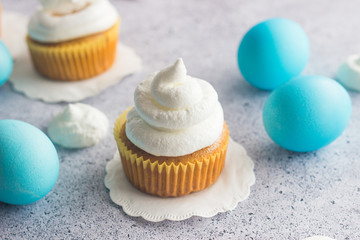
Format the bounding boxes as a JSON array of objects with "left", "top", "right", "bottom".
[
  {"left": 0, "top": 120, "right": 59, "bottom": 205},
  {"left": 238, "top": 18, "right": 310, "bottom": 90},
  {"left": 263, "top": 76, "right": 352, "bottom": 152},
  {"left": 0, "top": 40, "right": 13, "bottom": 87}
]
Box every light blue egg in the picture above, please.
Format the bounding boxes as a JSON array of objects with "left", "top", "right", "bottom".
[
  {"left": 0, "top": 120, "right": 59, "bottom": 205},
  {"left": 0, "top": 40, "right": 13, "bottom": 87},
  {"left": 263, "top": 75, "right": 352, "bottom": 152},
  {"left": 238, "top": 18, "right": 310, "bottom": 90}
]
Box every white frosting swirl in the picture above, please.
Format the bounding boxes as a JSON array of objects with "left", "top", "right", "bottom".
[
  {"left": 126, "top": 58, "right": 224, "bottom": 157},
  {"left": 150, "top": 59, "right": 202, "bottom": 109},
  {"left": 39, "top": 0, "right": 92, "bottom": 15},
  {"left": 28, "top": 0, "right": 118, "bottom": 43}
]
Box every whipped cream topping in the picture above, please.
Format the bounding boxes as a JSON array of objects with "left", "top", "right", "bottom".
[
  {"left": 29, "top": 0, "right": 118, "bottom": 43},
  {"left": 48, "top": 103, "right": 109, "bottom": 148},
  {"left": 126, "top": 58, "right": 224, "bottom": 157},
  {"left": 39, "top": 0, "right": 92, "bottom": 15},
  {"left": 337, "top": 54, "right": 360, "bottom": 92}
]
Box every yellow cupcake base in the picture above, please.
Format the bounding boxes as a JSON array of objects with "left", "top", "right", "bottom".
[
  {"left": 113, "top": 108, "right": 229, "bottom": 197},
  {"left": 26, "top": 19, "right": 120, "bottom": 81}
]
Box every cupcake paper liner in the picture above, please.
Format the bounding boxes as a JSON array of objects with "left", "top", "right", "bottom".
[
  {"left": 26, "top": 19, "right": 120, "bottom": 81},
  {"left": 113, "top": 109, "right": 229, "bottom": 197}
]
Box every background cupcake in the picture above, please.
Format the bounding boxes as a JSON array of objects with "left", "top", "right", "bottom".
[
  {"left": 27, "top": 0, "right": 120, "bottom": 81},
  {"left": 114, "top": 59, "right": 229, "bottom": 197}
]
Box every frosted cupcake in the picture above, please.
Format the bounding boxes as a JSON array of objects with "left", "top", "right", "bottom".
[
  {"left": 114, "top": 59, "right": 229, "bottom": 197},
  {"left": 27, "top": 0, "right": 119, "bottom": 81}
]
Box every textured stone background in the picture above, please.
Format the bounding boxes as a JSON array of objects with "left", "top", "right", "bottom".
[{"left": 1, "top": 0, "right": 360, "bottom": 239}]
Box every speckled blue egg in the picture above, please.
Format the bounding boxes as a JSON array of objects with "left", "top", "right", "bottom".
[
  {"left": 238, "top": 18, "right": 310, "bottom": 90},
  {"left": 0, "top": 120, "right": 59, "bottom": 205},
  {"left": 0, "top": 40, "right": 13, "bottom": 87},
  {"left": 263, "top": 75, "right": 352, "bottom": 152}
]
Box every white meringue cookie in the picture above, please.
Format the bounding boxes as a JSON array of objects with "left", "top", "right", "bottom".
[
  {"left": 29, "top": 0, "right": 118, "bottom": 43},
  {"left": 337, "top": 54, "right": 360, "bottom": 91},
  {"left": 48, "top": 103, "right": 109, "bottom": 148},
  {"left": 126, "top": 58, "right": 224, "bottom": 157}
]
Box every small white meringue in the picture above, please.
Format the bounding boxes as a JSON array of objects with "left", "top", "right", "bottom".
[
  {"left": 337, "top": 54, "right": 360, "bottom": 91},
  {"left": 48, "top": 103, "right": 109, "bottom": 148}
]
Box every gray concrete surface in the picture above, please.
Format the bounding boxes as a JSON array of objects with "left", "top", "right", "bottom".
[{"left": 1, "top": 0, "right": 360, "bottom": 239}]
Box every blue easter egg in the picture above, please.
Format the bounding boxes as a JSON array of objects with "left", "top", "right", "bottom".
[
  {"left": 263, "top": 75, "right": 352, "bottom": 152},
  {"left": 0, "top": 120, "right": 59, "bottom": 205},
  {"left": 0, "top": 40, "right": 13, "bottom": 86},
  {"left": 238, "top": 18, "right": 310, "bottom": 90}
]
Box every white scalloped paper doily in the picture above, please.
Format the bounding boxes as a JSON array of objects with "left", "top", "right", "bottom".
[
  {"left": 3, "top": 11, "right": 142, "bottom": 103},
  {"left": 302, "top": 236, "right": 336, "bottom": 240},
  {"left": 2, "top": 11, "right": 28, "bottom": 60},
  {"left": 104, "top": 138, "right": 255, "bottom": 222}
]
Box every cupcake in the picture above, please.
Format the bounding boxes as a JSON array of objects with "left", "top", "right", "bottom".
[
  {"left": 27, "top": 0, "right": 120, "bottom": 81},
  {"left": 114, "top": 59, "right": 229, "bottom": 197}
]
